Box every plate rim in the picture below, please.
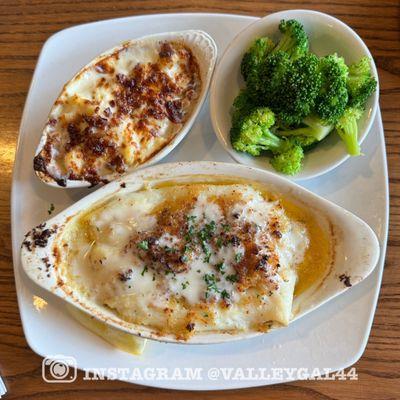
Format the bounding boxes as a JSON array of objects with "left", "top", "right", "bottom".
[{"left": 10, "top": 12, "right": 389, "bottom": 391}]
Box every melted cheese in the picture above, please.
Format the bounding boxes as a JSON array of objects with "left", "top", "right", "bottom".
[
  {"left": 57, "top": 181, "right": 332, "bottom": 340},
  {"left": 34, "top": 39, "right": 201, "bottom": 186}
]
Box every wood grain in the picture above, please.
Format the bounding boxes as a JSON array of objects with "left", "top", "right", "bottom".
[{"left": 0, "top": 0, "right": 399, "bottom": 399}]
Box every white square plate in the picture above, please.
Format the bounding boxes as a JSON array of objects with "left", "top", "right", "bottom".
[{"left": 11, "top": 13, "right": 389, "bottom": 390}]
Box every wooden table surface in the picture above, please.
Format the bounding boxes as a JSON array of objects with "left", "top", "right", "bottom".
[{"left": 1, "top": 0, "right": 399, "bottom": 399}]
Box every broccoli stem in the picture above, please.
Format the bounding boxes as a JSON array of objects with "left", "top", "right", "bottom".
[
  {"left": 336, "top": 116, "right": 360, "bottom": 156},
  {"left": 273, "top": 35, "right": 291, "bottom": 54},
  {"left": 276, "top": 115, "right": 333, "bottom": 141},
  {"left": 258, "top": 127, "right": 282, "bottom": 149}
]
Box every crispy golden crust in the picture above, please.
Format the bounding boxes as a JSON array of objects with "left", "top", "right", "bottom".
[{"left": 34, "top": 40, "right": 201, "bottom": 186}]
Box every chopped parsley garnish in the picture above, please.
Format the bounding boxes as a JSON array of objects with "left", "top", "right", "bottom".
[
  {"left": 216, "top": 237, "right": 223, "bottom": 248},
  {"left": 181, "top": 281, "right": 190, "bottom": 290},
  {"left": 204, "top": 273, "right": 219, "bottom": 297},
  {"left": 221, "top": 289, "right": 230, "bottom": 300},
  {"left": 207, "top": 220, "right": 216, "bottom": 233},
  {"left": 221, "top": 223, "right": 231, "bottom": 232},
  {"left": 235, "top": 252, "right": 243, "bottom": 263},
  {"left": 48, "top": 203, "right": 55, "bottom": 215},
  {"left": 226, "top": 273, "right": 239, "bottom": 283},
  {"left": 185, "top": 225, "right": 195, "bottom": 242},
  {"left": 185, "top": 216, "right": 197, "bottom": 241},
  {"left": 137, "top": 240, "right": 149, "bottom": 251},
  {"left": 201, "top": 241, "right": 211, "bottom": 263},
  {"left": 141, "top": 265, "right": 148, "bottom": 276},
  {"left": 164, "top": 246, "right": 175, "bottom": 253},
  {"left": 184, "top": 244, "right": 192, "bottom": 253},
  {"left": 198, "top": 221, "right": 216, "bottom": 242},
  {"left": 187, "top": 215, "right": 197, "bottom": 223},
  {"left": 215, "top": 262, "right": 226, "bottom": 274}
]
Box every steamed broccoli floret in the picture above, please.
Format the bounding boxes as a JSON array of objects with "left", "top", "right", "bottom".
[
  {"left": 230, "top": 90, "right": 257, "bottom": 139},
  {"left": 277, "top": 53, "right": 322, "bottom": 126},
  {"left": 273, "top": 19, "right": 309, "bottom": 60},
  {"left": 230, "top": 107, "right": 306, "bottom": 175},
  {"left": 260, "top": 52, "right": 322, "bottom": 126},
  {"left": 258, "top": 51, "right": 291, "bottom": 106},
  {"left": 290, "top": 135, "right": 318, "bottom": 148},
  {"left": 276, "top": 114, "right": 334, "bottom": 141},
  {"left": 270, "top": 139, "right": 304, "bottom": 175},
  {"left": 241, "top": 37, "right": 275, "bottom": 82},
  {"left": 315, "top": 54, "right": 349, "bottom": 124},
  {"left": 231, "top": 107, "right": 281, "bottom": 156},
  {"left": 230, "top": 19, "right": 377, "bottom": 175},
  {"left": 335, "top": 107, "right": 363, "bottom": 156},
  {"left": 347, "top": 57, "right": 377, "bottom": 108},
  {"left": 334, "top": 57, "right": 376, "bottom": 156}
]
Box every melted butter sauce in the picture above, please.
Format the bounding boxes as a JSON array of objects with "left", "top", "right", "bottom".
[{"left": 279, "top": 197, "right": 332, "bottom": 296}]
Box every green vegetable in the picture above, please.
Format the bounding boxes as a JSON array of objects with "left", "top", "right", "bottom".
[
  {"left": 335, "top": 58, "right": 376, "bottom": 156},
  {"left": 181, "top": 281, "right": 189, "bottom": 290},
  {"left": 270, "top": 139, "right": 304, "bottom": 176},
  {"left": 335, "top": 107, "right": 363, "bottom": 156},
  {"left": 221, "top": 289, "right": 230, "bottom": 300},
  {"left": 278, "top": 53, "right": 322, "bottom": 126},
  {"left": 273, "top": 19, "right": 309, "bottom": 60},
  {"left": 215, "top": 262, "right": 226, "bottom": 274},
  {"left": 258, "top": 52, "right": 322, "bottom": 126},
  {"left": 204, "top": 273, "right": 219, "bottom": 297},
  {"left": 315, "top": 54, "right": 349, "bottom": 124},
  {"left": 202, "top": 242, "right": 211, "bottom": 263},
  {"left": 232, "top": 107, "right": 307, "bottom": 174},
  {"left": 230, "top": 19, "right": 377, "bottom": 174},
  {"left": 221, "top": 223, "right": 231, "bottom": 232},
  {"left": 347, "top": 57, "right": 377, "bottom": 108},
  {"left": 277, "top": 115, "right": 333, "bottom": 141},
  {"left": 230, "top": 90, "right": 257, "bottom": 138},
  {"left": 231, "top": 107, "right": 280, "bottom": 156},
  {"left": 137, "top": 240, "right": 149, "bottom": 251},
  {"left": 241, "top": 37, "right": 275, "bottom": 94},
  {"left": 226, "top": 274, "right": 239, "bottom": 283},
  {"left": 235, "top": 252, "right": 243, "bottom": 263}
]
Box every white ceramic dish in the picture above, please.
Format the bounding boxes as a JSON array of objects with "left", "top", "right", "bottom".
[
  {"left": 20, "top": 161, "right": 379, "bottom": 344},
  {"left": 210, "top": 9, "right": 379, "bottom": 180},
  {"left": 11, "top": 13, "right": 388, "bottom": 390},
  {"left": 34, "top": 30, "right": 217, "bottom": 188}
]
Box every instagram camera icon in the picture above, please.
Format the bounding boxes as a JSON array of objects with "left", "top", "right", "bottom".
[{"left": 42, "top": 355, "right": 77, "bottom": 383}]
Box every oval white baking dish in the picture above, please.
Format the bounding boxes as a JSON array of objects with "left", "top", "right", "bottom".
[
  {"left": 21, "top": 161, "right": 380, "bottom": 343},
  {"left": 34, "top": 31, "right": 218, "bottom": 188}
]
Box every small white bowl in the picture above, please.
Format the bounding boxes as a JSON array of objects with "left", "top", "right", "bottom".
[
  {"left": 210, "top": 10, "right": 379, "bottom": 180},
  {"left": 20, "top": 161, "right": 379, "bottom": 344}
]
